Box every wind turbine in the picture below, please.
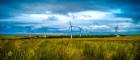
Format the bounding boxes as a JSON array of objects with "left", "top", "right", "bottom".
[
  {"left": 77, "top": 26, "right": 83, "bottom": 37},
  {"left": 114, "top": 24, "right": 120, "bottom": 37},
  {"left": 69, "top": 21, "right": 73, "bottom": 38},
  {"left": 68, "top": 21, "right": 84, "bottom": 38}
]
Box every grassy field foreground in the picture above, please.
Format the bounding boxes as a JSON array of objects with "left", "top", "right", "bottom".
[{"left": 0, "top": 35, "right": 140, "bottom": 60}]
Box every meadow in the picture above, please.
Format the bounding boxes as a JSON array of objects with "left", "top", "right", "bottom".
[{"left": 0, "top": 35, "right": 140, "bottom": 60}]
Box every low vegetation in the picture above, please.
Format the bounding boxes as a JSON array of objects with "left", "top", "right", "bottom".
[{"left": 0, "top": 35, "right": 140, "bottom": 60}]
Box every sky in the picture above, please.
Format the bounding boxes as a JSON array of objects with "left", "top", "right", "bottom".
[{"left": 0, "top": 0, "right": 140, "bottom": 34}]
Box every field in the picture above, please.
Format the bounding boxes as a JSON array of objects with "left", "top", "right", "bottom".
[{"left": 0, "top": 35, "right": 140, "bottom": 60}]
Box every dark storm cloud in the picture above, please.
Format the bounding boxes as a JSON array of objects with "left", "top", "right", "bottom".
[{"left": 0, "top": 0, "right": 140, "bottom": 18}]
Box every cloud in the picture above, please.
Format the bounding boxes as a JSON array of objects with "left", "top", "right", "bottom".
[
  {"left": 0, "top": 0, "right": 140, "bottom": 34},
  {"left": 1, "top": 10, "right": 132, "bottom": 23},
  {"left": 0, "top": 0, "right": 140, "bottom": 22},
  {"left": 68, "top": 11, "right": 113, "bottom": 20},
  {"left": 15, "top": 14, "right": 49, "bottom": 23},
  {"left": 0, "top": 0, "right": 139, "bottom": 34}
]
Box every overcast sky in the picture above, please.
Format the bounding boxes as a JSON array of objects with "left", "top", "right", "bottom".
[{"left": 0, "top": 0, "right": 140, "bottom": 34}]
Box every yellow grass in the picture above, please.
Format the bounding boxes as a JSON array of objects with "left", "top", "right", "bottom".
[{"left": 0, "top": 35, "right": 140, "bottom": 60}]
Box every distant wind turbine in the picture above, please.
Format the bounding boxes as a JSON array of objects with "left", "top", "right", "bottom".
[
  {"left": 114, "top": 24, "right": 120, "bottom": 37},
  {"left": 77, "top": 26, "right": 83, "bottom": 37},
  {"left": 68, "top": 21, "right": 83, "bottom": 38},
  {"left": 69, "top": 21, "right": 73, "bottom": 38}
]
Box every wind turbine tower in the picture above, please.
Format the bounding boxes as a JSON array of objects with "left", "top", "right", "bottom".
[
  {"left": 77, "top": 27, "right": 83, "bottom": 37},
  {"left": 69, "top": 21, "right": 73, "bottom": 38},
  {"left": 114, "top": 24, "right": 120, "bottom": 37}
]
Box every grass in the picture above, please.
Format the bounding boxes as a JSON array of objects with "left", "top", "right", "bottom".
[{"left": 0, "top": 35, "right": 140, "bottom": 60}]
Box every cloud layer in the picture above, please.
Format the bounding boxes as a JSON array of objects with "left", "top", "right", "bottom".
[{"left": 0, "top": 0, "right": 140, "bottom": 34}]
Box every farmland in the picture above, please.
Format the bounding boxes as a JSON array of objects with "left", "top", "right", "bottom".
[{"left": 0, "top": 34, "right": 140, "bottom": 60}]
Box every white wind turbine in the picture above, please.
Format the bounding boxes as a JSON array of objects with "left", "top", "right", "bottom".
[
  {"left": 73, "top": 26, "right": 83, "bottom": 37},
  {"left": 68, "top": 21, "right": 84, "bottom": 38},
  {"left": 114, "top": 24, "right": 120, "bottom": 37},
  {"left": 69, "top": 21, "right": 73, "bottom": 38}
]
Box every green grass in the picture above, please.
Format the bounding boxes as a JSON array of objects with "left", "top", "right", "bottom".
[{"left": 0, "top": 35, "right": 140, "bottom": 60}]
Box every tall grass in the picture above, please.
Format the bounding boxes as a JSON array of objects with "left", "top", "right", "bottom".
[{"left": 0, "top": 39, "right": 140, "bottom": 60}]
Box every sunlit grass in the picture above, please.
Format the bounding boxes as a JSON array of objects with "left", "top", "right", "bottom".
[{"left": 0, "top": 35, "right": 140, "bottom": 60}]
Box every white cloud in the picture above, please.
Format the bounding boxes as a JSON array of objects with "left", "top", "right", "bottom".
[
  {"left": 105, "top": 17, "right": 132, "bottom": 21},
  {"left": 27, "top": 14, "right": 49, "bottom": 20},
  {"left": 0, "top": 9, "right": 132, "bottom": 23},
  {"left": 1, "top": 9, "right": 139, "bottom": 33},
  {"left": 48, "top": 14, "right": 70, "bottom": 23},
  {"left": 68, "top": 11, "right": 113, "bottom": 20},
  {"left": 93, "top": 25, "right": 110, "bottom": 29},
  {"left": 12, "top": 14, "right": 49, "bottom": 23}
]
